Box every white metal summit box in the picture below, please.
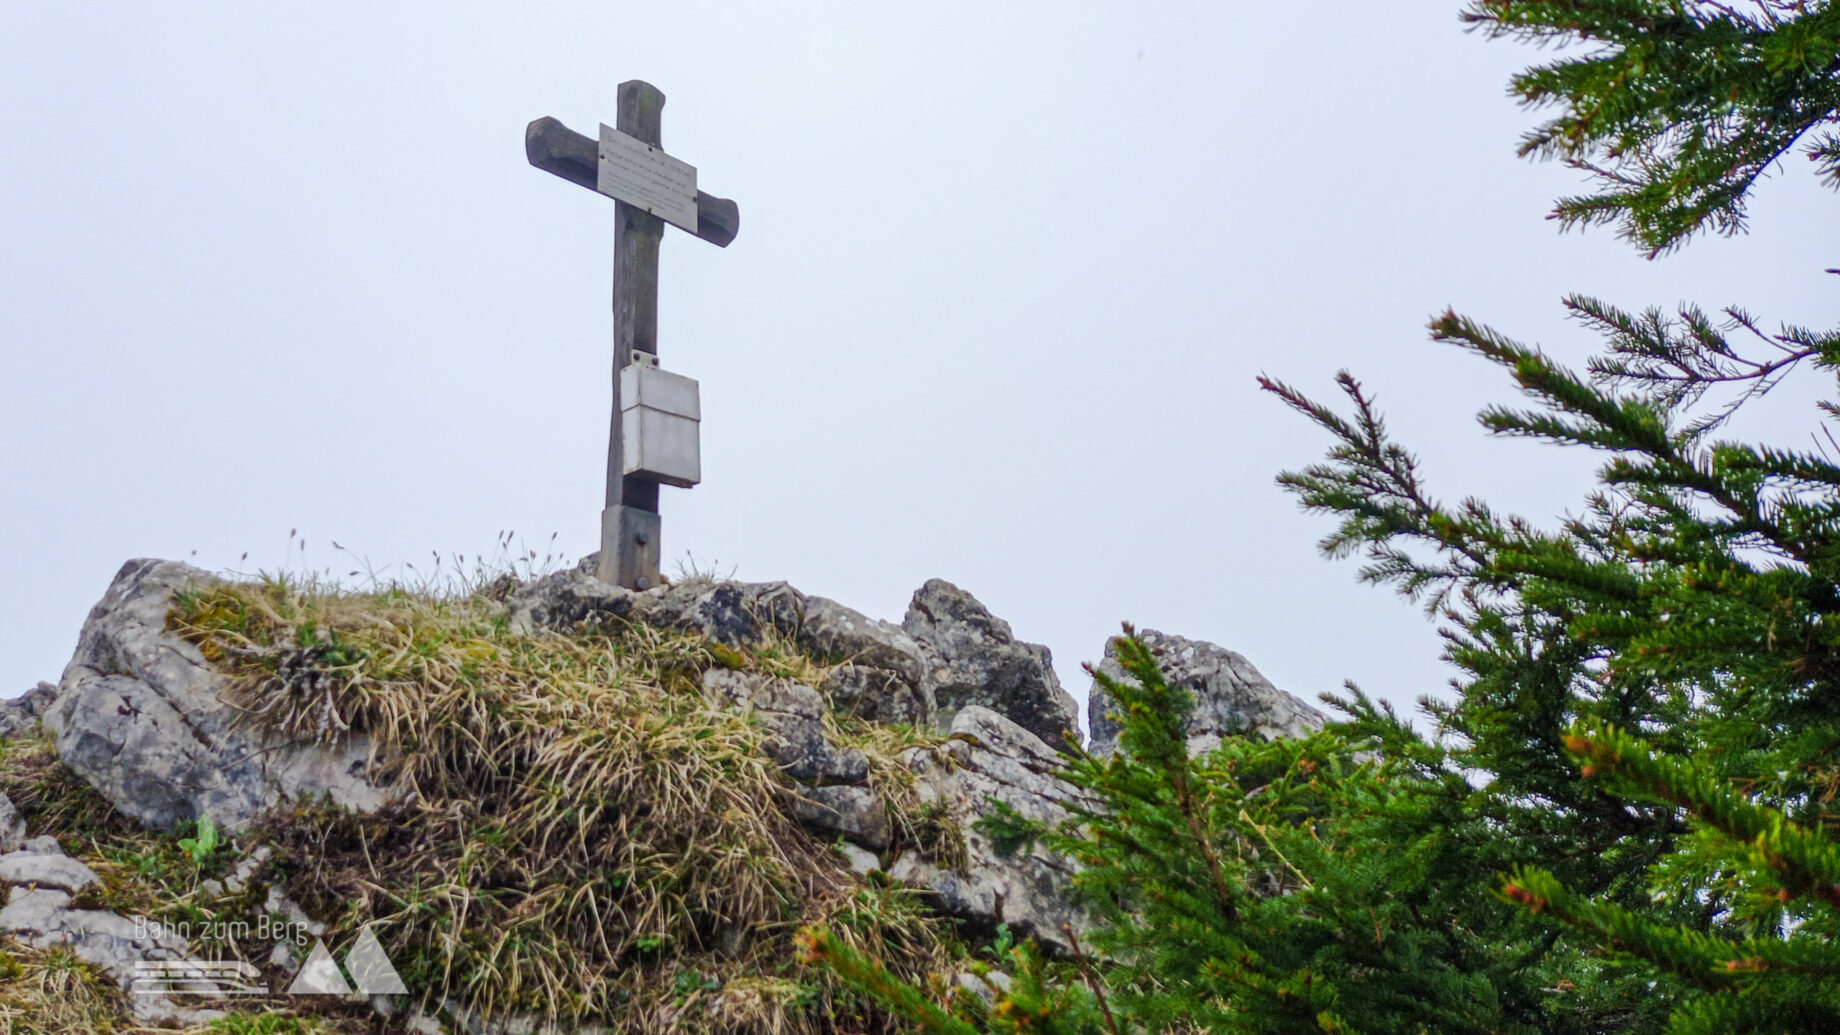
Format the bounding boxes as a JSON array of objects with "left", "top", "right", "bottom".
[{"left": 619, "top": 352, "right": 701, "bottom": 488}]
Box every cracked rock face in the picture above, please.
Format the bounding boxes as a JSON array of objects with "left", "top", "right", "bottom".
[
  {"left": 44, "top": 558, "right": 399, "bottom": 832},
  {"left": 783, "top": 784, "right": 892, "bottom": 851},
  {"left": 820, "top": 663, "right": 929, "bottom": 725},
  {"left": 903, "top": 580, "right": 1080, "bottom": 751},
  {"left": 890, "top": 706, "right": 1096, "bottom": 953},
  {"left": 703, "top": 668, "right": 889, "bottom": 848},
  {"left": 1086, "top": 628, "right": 1326, "bottom": 758},
  {"left": 704, "top": 669, "right": 869, "bottom": 786}
]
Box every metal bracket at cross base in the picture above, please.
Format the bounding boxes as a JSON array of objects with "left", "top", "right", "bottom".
[
  {"left": 602, "top": 505, "right": 662, "bottom": 591},
  {"left": 526, "top": 80, "right": 739, "bottom": 590}
]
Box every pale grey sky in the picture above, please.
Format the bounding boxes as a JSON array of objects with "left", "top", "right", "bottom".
[{"left": 3, "top": 3, "right": 1833, "bottom": 729}]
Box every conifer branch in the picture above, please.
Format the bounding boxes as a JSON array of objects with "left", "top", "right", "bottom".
[
  {"left": 1460, "top": 2, "right": 1840, "bottom": 254},
  {"left": 1061, "top": 925, "right": 1121, "bottom": 1035},
  {"left": 795, "top": 927, "right": 983, "bottom": 1035},
  {"left": 1564, "top": 724, "right": 1840, "bottom": 910}
]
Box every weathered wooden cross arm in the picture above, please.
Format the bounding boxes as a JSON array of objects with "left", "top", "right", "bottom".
[{"left": 525, "top": 116, "right": 740, "bottom": 248}]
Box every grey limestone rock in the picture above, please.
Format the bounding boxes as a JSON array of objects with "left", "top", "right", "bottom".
[
  {"left": 902, "top": 580, "right": 1079, "bottom": 751},
  {"left": 651, "top": 579, "right": 809, "bottom": 653},
  {"left": 782, "top": 784, "right": 891, "bottom": 851},
  {"left": 890, "top": 706, "right": 1094, "bottom": 953},
  {"left": 701, "top": 665, "right": 898, "bottom": 851},
  {"left": 0, "top": 884, "right": 218, "bottom": 1027},
  {"left": 45, "top": 558, "right": 398, "bottom": 832},
  {"left": 820, "top": 663, "right": 930, "bottom": 725},
  {"left": 833, "top": 842, "right": 881, "bottom": 876},
  {"left": 0, "top": 792, "right": 23, "bottom": 854},
  {"left": 0, "top": 681, "right": 59, "bottom": 739},
  {"left": 505, "top": 556, "right": 641, "bottom": 632},
  {"left": 796, "top": 594, "right": 926, "bottom": 688},
  {"left": 1086, "top": 627, "right": 1326, "bottom": 758},
  {"left": 0, "top": 843, "right": 99, "bottom": 893},
  {"left": 18, "top": 835, "right": 60, "bottom": 855},
  {"left": 0, "top": 888, "right": 123, "bottom": 954},
  {"left": 702, "top": 669, "right": 867, "bottom": 786}
]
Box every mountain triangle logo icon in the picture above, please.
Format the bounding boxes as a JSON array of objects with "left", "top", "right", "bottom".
[
  {"left": 345, "top": 926, "right": 409, "bottom": 994},
  {"left": 286, "top": 927, "right": 406, "bottom": 996}
]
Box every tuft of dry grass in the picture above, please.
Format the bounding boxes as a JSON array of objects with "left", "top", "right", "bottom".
[
  {"left": 0, "top": 945, "right": 123, "bottom": 1035},
  {"left": 168, "top": 575, "right": 957, "bottom": 1033}
]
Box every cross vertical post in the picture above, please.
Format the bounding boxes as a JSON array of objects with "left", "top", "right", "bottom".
[
  {"left": 526, "top": 80, "right": 740, "bottom": 591},
  {"left": 604, "top": 80, "right": 666, "bottom": 589}
]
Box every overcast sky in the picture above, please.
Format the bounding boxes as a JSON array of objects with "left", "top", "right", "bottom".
[{"left": 3, "top": 3, "right": 1833, "bottom": 732}]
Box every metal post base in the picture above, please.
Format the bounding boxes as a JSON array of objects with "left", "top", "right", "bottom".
[{"left": 598, "top": 505, "right": 661, "bottom": 590}]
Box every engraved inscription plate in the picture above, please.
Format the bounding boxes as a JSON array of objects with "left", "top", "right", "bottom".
[{"left": 597, "top": 124, "right": 699, "bottom": 233}]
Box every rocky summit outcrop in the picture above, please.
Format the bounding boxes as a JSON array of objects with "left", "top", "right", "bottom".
[
  {"left": 2, "top": 554, "right": 1327, "bottom": 1030},
  {"left": 44, "top": 558, "right": 399, "bottom": 831},
  {"left": 1087, "top": 627, "right": 1327, "bottom": 757},
  {"left": 509, "top": 559, "right": 1078, "bottom": 746},
  {"left": 903, "top": 580, "right": 1080, "bottom": 750}
]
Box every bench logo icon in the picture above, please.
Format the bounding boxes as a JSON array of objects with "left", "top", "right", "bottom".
[
  {"left": 287, "top": 927, "right": 407, "bottom": 996},
  {"left": 131, "top": 960, "right": 266, "bottom": 997}
]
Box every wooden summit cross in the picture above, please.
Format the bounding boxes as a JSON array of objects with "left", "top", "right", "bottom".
[{"left": 526, "top": 80, "right": 739, "bottom": 590}]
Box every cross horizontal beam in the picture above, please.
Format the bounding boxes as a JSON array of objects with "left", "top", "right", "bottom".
[{"left": 525, "top": 116, "right": 739, "bottom": 248}]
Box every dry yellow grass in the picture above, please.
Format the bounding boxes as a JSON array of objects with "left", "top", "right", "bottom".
[
  {"left": 0, "top": 568, "right": 964, "bottom": 1034},
  {"left": 0, "top": 945, "right": 123, "bottom": 1035},
  {"left": 161, "top": 575, "right": 956, "bottom": 1033}
]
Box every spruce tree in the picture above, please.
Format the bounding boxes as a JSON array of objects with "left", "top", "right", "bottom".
[
  {"left": 1270, "top": 2, "right": 1840, "bottom": 1029},
  {"left": 812, "top": 4, "right": 1840, "bottom": 1032},
  {"left": 808, "top": 635, "right": 1613, "bottom": 1033}
]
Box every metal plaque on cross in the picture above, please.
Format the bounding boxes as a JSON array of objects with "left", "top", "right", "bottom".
[{"left": 596, "top": 125, "right": 699, "bottom": 233}]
